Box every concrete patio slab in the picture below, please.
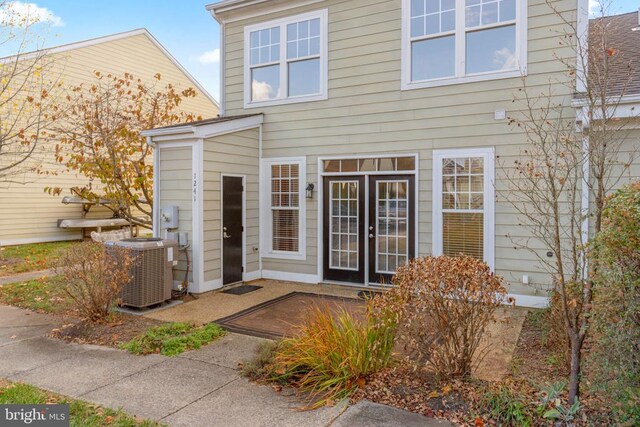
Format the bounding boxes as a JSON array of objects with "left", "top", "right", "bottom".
[
  {"left": 332, "top": 400, "right": 455, "bottom": 427},
  {"left": 179, "top": 333, "right": 268, "bottom": 369},
  {"left": 162, "top": 376, "right": 344, "bottom": 427},
  {"left": 0, "top": 337, "right": 86, "bottom": 377},
  {"left": 10, "top": 347, "right": 166, "bottom": 396},
  {"left": 81, "top": 357, "right": 238, "bottom": 420}
]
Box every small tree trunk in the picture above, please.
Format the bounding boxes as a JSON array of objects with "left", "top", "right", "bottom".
[{"left": 568, "top": 333, "right": 582, "bottom": 404}]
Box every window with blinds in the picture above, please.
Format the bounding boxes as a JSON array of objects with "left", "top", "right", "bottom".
[
  {"left": 441, "top": 157, "right": 484, "bottom": 260},
  {"left": 271, "top": 164, "right": 300, "bottom": 252}
]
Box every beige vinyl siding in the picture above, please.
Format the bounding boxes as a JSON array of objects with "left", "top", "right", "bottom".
[
  {"left": 158, "top": 146, "right": 193, "bottom": 282},
  {"left": 221, "top": 0, "right": 577, "bottom": 296},
  {"left": 203, "top": 128, "right": 260, "bottom": 283},
  {"left": 0, "top": 32, "right": 218, "bottom": 246}
]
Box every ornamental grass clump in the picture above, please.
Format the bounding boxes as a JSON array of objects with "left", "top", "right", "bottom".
[
  {"left": 272, "top": 300, "right": 400, "bottom": 408},
  {"left": 391, "top": 255, "right": 509, "bottom": 379}
]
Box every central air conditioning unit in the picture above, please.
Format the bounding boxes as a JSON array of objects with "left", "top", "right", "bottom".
[{"left": 108, "top": 238, "right": 178, "bottom": 308}]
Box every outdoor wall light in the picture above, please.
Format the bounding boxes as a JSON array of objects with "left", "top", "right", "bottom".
[{"left": 306, "top": 183, "right": 315, "bottom": 199}]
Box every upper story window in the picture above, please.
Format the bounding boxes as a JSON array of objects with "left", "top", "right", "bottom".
[
  {"left": 402, "top": 0, "right": 527, "bottom": 90},
  {"left": 244, "top": 10, "right": 328, "bottom": 109}
]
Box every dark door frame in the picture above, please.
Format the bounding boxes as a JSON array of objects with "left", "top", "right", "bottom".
[
  {"left": 367, "top": 174, "right": 416, "bottom": 285},
  {"left": 322, "top": 176, "right": 366, "bottom": 283},
  {"left": 221, "top": 174, "right": 245, "bottom": 286},
  {"left": 320, "top": 172, "right": 417, "bottom": 286}
]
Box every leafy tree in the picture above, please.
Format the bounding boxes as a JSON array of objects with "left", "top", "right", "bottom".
[
  {"left": 0, "top": 1, "right": 62, "bottom": 182},
  {"left": 48, "top": 71, "right": 202, "bottom": 229}
]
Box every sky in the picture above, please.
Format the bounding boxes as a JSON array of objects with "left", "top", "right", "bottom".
[{"left": 1, "top": 0, "right": 639, "bottom": 102}]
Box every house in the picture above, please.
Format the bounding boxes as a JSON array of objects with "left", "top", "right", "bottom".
[
  {"left": 574, "top": 10, "right": 640, "bottom": 184},
  {"left": 0, "top": 29, "right": 219, "bottom": 246},
  {"left": 144, "top": 0, "right": 636, "bottom": 307}
]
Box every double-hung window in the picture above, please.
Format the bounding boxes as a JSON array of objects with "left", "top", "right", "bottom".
[
  {"left": 402, "top": 0, "right": 526, "bottom": 89},
  {"left": 261, "top": 158, "right": 307, "bottom": 260},
  {"left": 244, "top": 10, "right": 328, "bottom": 108},
  {"left": 433, "top": 148, "right": 495, "bottom": 269}
]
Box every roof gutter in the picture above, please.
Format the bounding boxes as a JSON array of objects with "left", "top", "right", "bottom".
[
  {"left": 141, "top": 125, "right": 196, "bottom": 139},
  {"left": 572, "top": 93, "right": 640, "bottom": 108},
  {"left": 205, "top": 0, "right": 272, "bottom": 21}
]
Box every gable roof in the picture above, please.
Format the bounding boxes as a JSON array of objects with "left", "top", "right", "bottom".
[
  {"left": 588, "top": 11, "right": 640, "bottom": 98},
  {"left": 1, "top": 28, "right": 219, "bottom": 109}
]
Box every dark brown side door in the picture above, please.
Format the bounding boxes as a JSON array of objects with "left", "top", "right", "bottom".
[
  {"left": 323, "top": 176, "right": 365, "bottom": 283},
  {"left": 368, "top": 175, "right": 415, "bottom": 285},
  {"left": 222, "top": 176, "right": 243, "bottom": 285}
]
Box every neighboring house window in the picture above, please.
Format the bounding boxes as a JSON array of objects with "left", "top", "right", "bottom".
[
  {"left": 432, "top": 148, "right": 495, "bottom": 269},
  {"left": 402, "top": 0, "right": 527, "bottom": 89},
  {"left": 244, "top": 10, "right": 328, "bottom": 108},
  {"left": 261, "top": 158, "right": 306, "bottom": 260}
]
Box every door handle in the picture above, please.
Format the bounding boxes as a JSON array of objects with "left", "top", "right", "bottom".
[
  {"left": 369, "top": 233, "right": 375, "bottom": 239},
  {"left": 224, "top": 232, "right": 231, "bottom": 239}
]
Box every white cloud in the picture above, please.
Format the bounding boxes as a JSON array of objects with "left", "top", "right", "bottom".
[
  {"left": 0, "top": 1, "right": 64, "bottom": 27},
  {"left": 588, "top": 0, "right": 601, "bottom": 17},
  {"left": 194, "top": 48, "right": 220, "bottom": 64}
]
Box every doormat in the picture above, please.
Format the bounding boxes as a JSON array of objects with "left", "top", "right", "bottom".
[
  {"left": 222, "top": 284, "right": 263, "bottom": 295},
  {"left": 214, "top": 292, "right": 365, "bottom": 339}
]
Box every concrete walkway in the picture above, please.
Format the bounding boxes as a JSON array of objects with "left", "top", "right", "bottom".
[
  {"left": 0, "top": 304, "right": 452, "bottom": 426},
  {"left": 0, "top": 269, "right": 54, "bottom": 286}
]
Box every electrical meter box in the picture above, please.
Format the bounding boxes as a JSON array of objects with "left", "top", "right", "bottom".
[{"left": 161, "top": 205, "right": 179, "bottom": 229}]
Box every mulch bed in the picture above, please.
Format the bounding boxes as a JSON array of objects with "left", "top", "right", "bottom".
[
  {"left": 509, "top": 311, "right": 567, "bottom": 383},
  {"left": 352, "top": 364, "right": 475, "bottom": 424},
  {"left": 49, "top": 313, "right": 165, "bottom": 348}
]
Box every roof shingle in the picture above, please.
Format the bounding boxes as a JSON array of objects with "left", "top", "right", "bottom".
[{"left": 588, "top": 11, "right": 640, "bottom": 97}]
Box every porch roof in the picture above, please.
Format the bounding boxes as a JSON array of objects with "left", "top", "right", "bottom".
[{"left": 141, "top": 114, "right": 263, "bottom": 141}]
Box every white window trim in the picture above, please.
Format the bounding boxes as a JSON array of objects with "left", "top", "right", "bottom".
[
  {"left": 401, "top": 0, "right": 528, "bottom": 90},
  {"left": 260, "top": 157, "right": 307, "bottom": 260},
  {"left": 432, "top": 147, "right": 495, "bottom": 270},
  {"left": 243, "top": 9, "right": 328, "bottom": 109}
]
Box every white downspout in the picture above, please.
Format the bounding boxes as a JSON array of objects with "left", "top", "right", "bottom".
[
  {"left": 580, "top": 107, "right": 590, "bottom": 280},
  {"left": 218, "top": 21, "right": 226, "bottom": 116},
  {"left": 149, "top": 136, "right": 160, "bottom": 238},
  {"left": 258, "top": 123, "right": 263, "bottom": 276}
]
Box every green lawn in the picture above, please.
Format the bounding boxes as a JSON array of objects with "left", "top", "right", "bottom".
[
  {"left": 0, "top": 241, "right": 80, "bottom": 276},
  {"left": 121, "top": 322, "right": 226, "bottom": 356},
  {"left": 0, "top": 381, "right": 163, "bottom": 427},
  {"left": 0, "top": 277, "right": 72, "bottom": 314}
]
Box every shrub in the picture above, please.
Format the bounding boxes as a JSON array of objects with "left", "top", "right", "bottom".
[
  {"left": 120, "top": 322, "right": 226, "bottom": 356},
  {"left": 55, "top": 241, "right": 134, "bottom": 322},
  {"left": 272, "top": 301, "right": 398, "bottom": 408},
  {"left": 390, "top": 255, "right": 509, "bottom": 379},
  {"left": 589, "top": 182, "right": 640, "bottom": 424}
]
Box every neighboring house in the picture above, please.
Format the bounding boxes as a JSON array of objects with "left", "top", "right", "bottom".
[
  {"left": 0, "top": 29, "right": 219, "bottom": 246},
  {"left": 575, "top": 10, "right": 640, "bottom": 186},
  {"left": 145, "top": 0, "right": 636, "bottom": 306}
]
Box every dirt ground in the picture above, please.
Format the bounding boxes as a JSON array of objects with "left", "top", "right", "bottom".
[{"left": 50, "top": 313, "right": 165, "bottom": 347}]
